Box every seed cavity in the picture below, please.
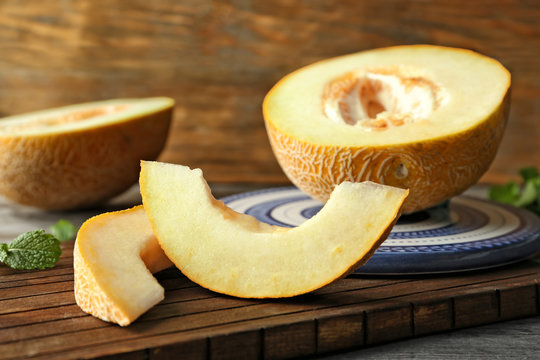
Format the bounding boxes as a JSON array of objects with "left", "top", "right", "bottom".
[{"left": 323, "top": 65, "right": 449, "bottom": 131}]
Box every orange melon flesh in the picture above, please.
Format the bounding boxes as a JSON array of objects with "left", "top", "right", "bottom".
[
  {"left": 140, "top": 161, "right": 408, "bottom": 299},
  {"left": 0, "top": 97, "right": 173, "bottom": 210},
  {"left": 263, "top": 45, "right": 511, "bottom": 213},
  {"left": 74, "top": 206, "right": 173, "bottom": 326}
]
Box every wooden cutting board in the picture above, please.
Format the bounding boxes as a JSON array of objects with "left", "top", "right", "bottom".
[
  {"left": 1, "top": 186, "right": 540, "bottom": 360},
  {"left": 1, "top": 241, "right": 540, "bottom": 360}
]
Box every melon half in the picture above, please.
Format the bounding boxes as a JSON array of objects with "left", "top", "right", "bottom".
[
  {"left": 0, "top": 97, "right": 173, "bottom": 210},
  {"left": 263, "top": 45, "right": 511, "bottom": 213}
]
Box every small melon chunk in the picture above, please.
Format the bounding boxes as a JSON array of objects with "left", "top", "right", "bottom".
[
  {"left": 74, "top": 206, "right": 173, "bottom": 326},
  {"left": 140, "top": 161, "right": 408, "bottom": 298}
]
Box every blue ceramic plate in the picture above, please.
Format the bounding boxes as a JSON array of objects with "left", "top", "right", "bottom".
[{"left": 220, "top": 186, "right": 540, "bottom": 274}]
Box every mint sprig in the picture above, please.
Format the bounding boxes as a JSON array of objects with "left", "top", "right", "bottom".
[
  {"left": 49, "top": 219, "right": 77, "bottom": 242},
  {"left": 0, "top": 230, "right": 62, "bottom": 270},
  {"left": 489, "top": 166, "right": 540, "bottom": 216},
  {"left": 0, "top": 219, "right": 76, "bottom": 270}
]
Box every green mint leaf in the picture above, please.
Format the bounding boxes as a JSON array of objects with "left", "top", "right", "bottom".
[
  {"left": 519, "top": 167, "right": 539, "bottom": 182},
  {"left": 533, "top": 178, "right": 540, "bottom": 214},
  {"left": 1, "top": 230, "right": 61, "bottom": 270},
  {"left": 490, "top": 167, "right": 540, "bottom": 217},
  {"left": 49, "top": 219, "right": 77, "bottom": 242},
  {"left": 488, "top": 181, "right": 520, "bottom": 204},
  {"left": 514, "top": 178, "right": 538, "bottom": 207},
  {"left": 537, "top": 183, "right": 540, "bottom": 208},
  {"left": 0, "top": 243, "right": 8, "bottom": 263}
]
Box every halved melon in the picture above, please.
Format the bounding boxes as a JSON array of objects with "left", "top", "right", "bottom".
[
  {"left": 263, "top": 45, "right": 511, "bottom": 213},
  {"left": 74, "top": 205, "right": 173, "bottom": 326},
  {"left": 140, "top": 161, "right": 408, "bottom": 298},
  {"left": 0, "top": 97, "right": 174, "bottom": 210}
]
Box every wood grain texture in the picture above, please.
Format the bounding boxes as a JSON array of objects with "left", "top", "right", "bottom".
[
  {"left": 0, "top": 0, "right": 538, "bottom": 184},
  {"left": 317, "top": 312, "right": 364, "bottom": 353},
  {"left": 2, "top": 241, "right": 540, "bottom": 359},
  {"left": 322, "top": 316, "right": 540, "bottom": 360}
]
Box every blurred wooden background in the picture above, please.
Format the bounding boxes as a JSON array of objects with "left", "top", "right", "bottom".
[{"left": 0, "top": 0, "right": 538, "bottom": 185}]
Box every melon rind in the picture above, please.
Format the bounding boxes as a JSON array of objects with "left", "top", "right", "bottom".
[{"left": 265, "top": 94, "right": 509, "bottom": 213}]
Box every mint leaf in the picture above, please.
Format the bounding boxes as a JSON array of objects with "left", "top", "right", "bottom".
[
  {"left": 520, "top": 167, "right": 539, "bottom": 182},
  {"left": 489, "top": 167, "right": 540, "bottom": 217},
  {"left": 0, "top": 243, "right": 9, "bottom": 264},
  {"left": 1, "top": 230, "right": 61, "bottom": 270},
  {"left": 514, "top": 178, "right": 538, "bottom": 207},
  {"left": 49, "top": 219, "right": 76, "bottom": 242},
  {"left": 530, "top": 178, "right": 540, "bottom": 214},
  {"left": 488, "top": 181, "right": 520, "bottom": 204}
]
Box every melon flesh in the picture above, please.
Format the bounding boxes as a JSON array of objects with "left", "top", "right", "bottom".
[
  {"left": 263, "top": 45, "right": 510, "bottom": 213},
  {"left": 140, "top": 161, "right": 408, "bottom": 298}
]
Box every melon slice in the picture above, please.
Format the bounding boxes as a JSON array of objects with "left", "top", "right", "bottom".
[
  {"left": 0, "top": 97, "right": 173, "bottom": 210},
  {"left": 263, "top": 45, "right": 511, "bottom": 213},
  {"left": 74, "top": 205, "right": 173, "bottom": 326},
  {"left": 140, "top": 160, "right": 408, "bottom": 298}
]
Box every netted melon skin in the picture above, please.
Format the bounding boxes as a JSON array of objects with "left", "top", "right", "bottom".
[
  {"left": 0, "top": 108, "right": 171, "bottom": 210},
  {"left": 265, "top": 93, "right": 510, "bottom": 214}
]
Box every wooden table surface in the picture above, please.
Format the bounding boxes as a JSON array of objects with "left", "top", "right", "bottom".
[
  {"left": 320, "top": 317, "right": 540, "bottom": 360},
  {"left": 1, "top": 184, "right": 540, "bottom": 359}
]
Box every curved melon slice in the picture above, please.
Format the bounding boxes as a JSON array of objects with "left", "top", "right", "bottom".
[
  {"left": 0, "top": 97, "right": 173, "bottom": 210},
  {"left": 74, "top": 205, "right": 173, "bottom": 326},
  {"left": 263, "top": 45, "right": 511, "bottom": 213},
  {"left": 140, "top": 161, "right": 408, "bottom": 298}
]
